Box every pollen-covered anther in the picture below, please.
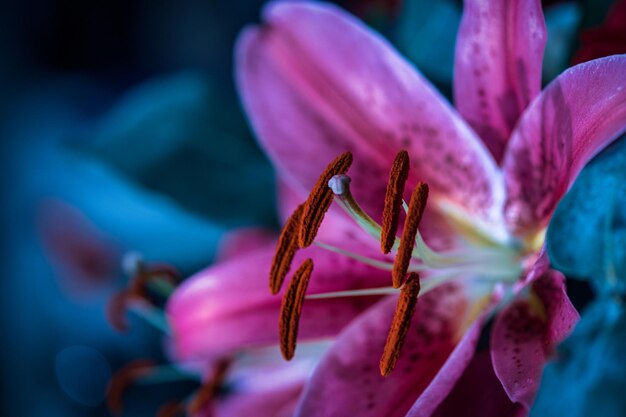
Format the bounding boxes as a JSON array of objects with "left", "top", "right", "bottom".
[
  {"left": 299, "top": 152, "right": 353, "bottom": 248},
  {"left": 392, "top": 182, "right": 429, "bottom": 288},
  {"left": 381, "top": 150, "right": 410, "bottom": 254},
  {"left": 269, "top": 204, "right": 304, "bottom": 294},
  {"left": 107, "top": 359, "right": 156, "bottom": 415},
  {"left": 279, "top": 258, "right": 314, "bottom": 360},
  {"left": 380, "top": 273, "right": 421, "bottom": 377},
  {"left": 187, "top": 358, "right": 233, "bottom": 414}
]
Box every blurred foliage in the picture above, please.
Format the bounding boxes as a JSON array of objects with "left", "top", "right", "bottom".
[
  {"left": 547, "top": 136, "right": 626, "bottom": 295},
  {"left": 83, "top": 71, "right": 277, "bottom": 229},
  {"left": 542, "top": 2, "right": 582, "bottom": 81},
  {"left": 531, "top": 298, "right": 626, "bottom": 417},
  {"left": 392, "top": 0, "right": 461, "bottom": 96}
]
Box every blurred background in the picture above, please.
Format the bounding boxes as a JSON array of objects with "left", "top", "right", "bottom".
[{"left": 1, "top": 0, "right": 624, "bottom": 416}]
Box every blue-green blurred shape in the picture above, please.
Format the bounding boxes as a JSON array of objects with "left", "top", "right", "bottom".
[
  {"left": 87, "top": 71, "right": 277, "bottom": 229},
  {"left": 530, "top": 299, "right": 626, "bottom": 417},
  {"left": 546, "top": 136, "right": 626, "bottom": 295},
  {"left": 537, "top": 135, "right": 626, "bottom": 417},
  {"left": 393, "top": 0, "right": 460, "bottom": 92}
]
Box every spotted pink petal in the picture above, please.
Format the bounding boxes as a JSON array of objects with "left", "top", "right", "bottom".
[
  {"left": 431, "top": 351, "right": 525, "bottom": 417},
  {"left": 454, "top": 0, "right": 546, "bottom": 162},
  {"left": 167, "top": 242, "right": 389, "bottom": 362},
  {"left": 236, "top": 1, "right": 504, "bottom": 225},
  {"left": 490, "top": 268, "right": 579, "bottom": 409},
  {"left": 295, "top": 282, "right": 492, "bottom": 417},
  {"left": 502, "top": 55, "right": 626, "bottom": 234},
  {"left": 405, "top": 302, "right": 495, "bottom": 417}
]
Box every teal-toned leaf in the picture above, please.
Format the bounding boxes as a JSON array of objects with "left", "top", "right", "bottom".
[
  {"left": 85, "top": 71, "right": 277, "bottom": 229},
  {"left": 542, "top": 2, "right": 581, "bottom": 83},
  {"left": 530, "top": 298, "right": 626, "bottom": 417},
  {"left": 31, "top": 143, "right": 226, "bottom": 274},
  {"left": 546, "top": 136, "right": 626, "bottom": 294},
  {"left": 392, "top": 0, "right": 461, "bottom": 95}
]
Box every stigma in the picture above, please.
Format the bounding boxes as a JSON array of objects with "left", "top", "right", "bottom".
[{"left": 270, "top": 151, "right": 527, "bottom": 375}]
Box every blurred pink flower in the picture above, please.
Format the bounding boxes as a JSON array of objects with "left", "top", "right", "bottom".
[
  {"left": 38, "top": 199, "right": 120, "bottom": 295},
  {"left": 167, "top": 1, "right": 626, "bottom": 416}
]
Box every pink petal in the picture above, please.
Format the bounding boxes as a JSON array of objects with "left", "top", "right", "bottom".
[
  {"left": 532, "top": 268, "right": 579, "bottom": 347},
  {"left": 167, "top": 243, "right": 390, "bottom": 362},
  {"left": 405, "top": 306, "right": 494, "bottom": 417},
  {"left": 217, "top": 381, "right": 301, "bottom": 417},
  {"left": 502, "top": 55, "right": 626, "bottom": 234},
  {"left": 295, "top": 282, "right": 492, "bottom": 417},
  {"left": 215, "top": 362, "right": 309, "bottom": 417},
  {"left": 454, "top": 0, "right": 546, "bottom": 162},
  {"left": 490, "top": 268, "right": 579, "bottom": 408},
  {"left": 237, "top": 1, "right": 503, "bottom": 224},
  {"left": 432, "top": 351, "right": 525, "bottom": 417}
]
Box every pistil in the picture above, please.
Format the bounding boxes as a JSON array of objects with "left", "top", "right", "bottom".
[
  {"left": 299, "top": 151, "right": 353, "bottom": 248},
  {"left": 328, "top": 174, "right": 384, "bottom": 240}
]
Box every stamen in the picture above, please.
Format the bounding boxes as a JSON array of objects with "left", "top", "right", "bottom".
[
  {"left": 392, "top": 183, "right": 429, "bottom": 288},
  {"left": 107, "top": 291, "right": 131, "bottom": 332},
  {"left": 107, "top": 261, "right": 179, "bottom": 332},
  {"left": 187, "top": 358, "right": 233, "bottom": 414},
  {"left": 381, "top": 150, "right": 410, "bottom": 254},
  {"left": 380, "top": 273, "right": 421, "bottom": 377},
  {"left": 279, "top": 259, "right": 314, "bottom": 360},
  {"left": 129, "top": 267, "right": 179, "bottom": 298},
  {"left": 269, "top": 204, "right": 304, "bottom": 294},
  {"left": 299, "top": 152, "right": 353, "bottom": 248},
  {"left": 107, "top": 360, "right": 156, "bottom": 415},
  {"left": 157, "top": 402, "right": 185, "bottom": 417}
]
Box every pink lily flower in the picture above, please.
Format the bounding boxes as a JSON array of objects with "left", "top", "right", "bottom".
[{"left": 168, "top": 0, "right": 626, "bottom": 416}]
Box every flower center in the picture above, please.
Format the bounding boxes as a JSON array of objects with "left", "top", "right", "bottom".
[
  {"left": 270, "top": 151, "right": 530, "bottom": 375},
  {"left": 317, "top": 173, "right": 526, "bottom": 297}
]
